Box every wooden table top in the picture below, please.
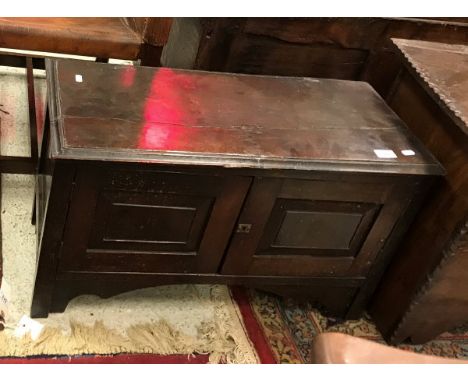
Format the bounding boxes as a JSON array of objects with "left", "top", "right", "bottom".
[
  {"left": 392, "top": 38, "right": 468, "bottom": 136},
  {"left": 47, "top": 59, "right": 443, "bottom": 175}
]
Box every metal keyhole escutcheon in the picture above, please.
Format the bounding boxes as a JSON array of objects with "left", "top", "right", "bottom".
[{"left": 237, "top": 223, "right": 252, "bottom": 233}]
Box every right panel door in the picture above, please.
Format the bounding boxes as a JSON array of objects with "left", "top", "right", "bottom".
[{"left": 221, "top": 176, "right": 413, "bottom": 277}]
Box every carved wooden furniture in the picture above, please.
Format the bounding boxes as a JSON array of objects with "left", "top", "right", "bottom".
[
  {"left": 162, "top": 18, "right": 468, "bottom": 98},
  {"left": 31, "top": 59, "right": 442, "bottom": 318},
  {"left": 0, "top": 18, "right": 172, "bottom": 64},
  {"left": 370, "top": 39, "right": 468, "bottom": 344}
]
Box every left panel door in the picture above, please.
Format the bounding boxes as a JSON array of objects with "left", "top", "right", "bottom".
[{"left": 58, "top": 165, "right": 251, "bottom": 274}]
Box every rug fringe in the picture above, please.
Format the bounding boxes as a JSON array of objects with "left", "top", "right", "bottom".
[{"left": 0, "top": 285, "right": 259, "bottom": 363}]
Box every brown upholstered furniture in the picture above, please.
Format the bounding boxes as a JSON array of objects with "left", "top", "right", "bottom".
[
  {"left": 311, "top": 333, "right": 468, "bottom": 363},
  {"left": 370, "top": 39, "right": 468, "bottom": 344},
  {"left": 0, "top": 17, "right": 172, "bottom": 64}
]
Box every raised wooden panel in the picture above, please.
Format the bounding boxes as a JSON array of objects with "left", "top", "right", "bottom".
[
  {"left": 258, "top": 199, "right": 380, "bottom": 257},
  {"left": 104, "top": 202, "right": 197, "bottom": 244},
  {"left": 59, "top": 165, "right": 251, "bottom": 274},
  {"left": 88, "top": 191, "right": 214, "bottom": 254},
  {"left": 275, "top": 210, "right": 361, "bottom": 249}
]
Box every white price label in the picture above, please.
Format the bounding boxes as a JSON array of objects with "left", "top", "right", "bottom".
[
  {"left": 374, "top": 149, "right": 397, "bottom": 159},
  {"left": 401, "top": 149, "right": 416, "bottom": 156}
]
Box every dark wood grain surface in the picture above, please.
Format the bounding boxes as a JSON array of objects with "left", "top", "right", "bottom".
[
  {"left": 162, "top": 18, "right": 468, "bottom": 98},
  {"left": 0, "top": 17, "right": 173, "bottom": 65},
  {"left": 0, "top": 18, "right": 141, "bottom": 59},
  {"left": 47, "top": 59, "right": 442, "bottom": 175},
  {"left": 390, "top": 219, "right": 468, "bottom": 344},
  {"left": 370, "top": 39, "right": 468, "bottom": 343},
  {"left": 391, "top": 38, "right": 468, "bottom": 135}
]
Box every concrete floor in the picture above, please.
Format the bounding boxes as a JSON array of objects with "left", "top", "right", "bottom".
[{"left": 0, "top": 66, "right": 40, "bottom": 324}]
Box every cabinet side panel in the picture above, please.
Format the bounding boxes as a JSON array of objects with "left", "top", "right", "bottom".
[{"left": 31, "top": 162, "right": 76, "bottom": 318}]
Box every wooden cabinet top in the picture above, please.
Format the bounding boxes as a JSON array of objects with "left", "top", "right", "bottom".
[
  {"left": 392, "top": 38, "right": 468, "bottom": 136},
  {"left": 47, "top": 59, "right": 443, "bottom": 175}
]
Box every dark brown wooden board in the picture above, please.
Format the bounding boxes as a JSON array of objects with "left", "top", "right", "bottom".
[
  {"left": 162, "top": 18, "right": 468, "bottom": 98},
  {"left": 47, "top": 59, "right": 442, "bottom": 175},
  {"left": 0, "top": 18, "right": 141, "bottom": 59},
  {"left": 370, "top": 39, "right": 468, "bottom": 344},
  {"left": 0, "top": 17, "right": 172, "bottom": 64}
]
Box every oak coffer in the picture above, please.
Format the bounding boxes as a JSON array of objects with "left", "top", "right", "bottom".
[{"left": 32, "top": 59, "right": 443, "bottom": 318}]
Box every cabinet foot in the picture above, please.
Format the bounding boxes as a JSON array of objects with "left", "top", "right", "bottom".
[{"left": 31, "top": 296, "right": 51, "bottom": 319}]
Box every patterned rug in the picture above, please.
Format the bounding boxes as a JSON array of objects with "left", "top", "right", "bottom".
[
  {"left": 1, "top": 287, "right": 467, "bottom": 364},
  {"left": 242, "top": 288, "right": 468, "bottom": 363},
  {"left": 0, "top": 353, "right": 209, "bottom": 363}
]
